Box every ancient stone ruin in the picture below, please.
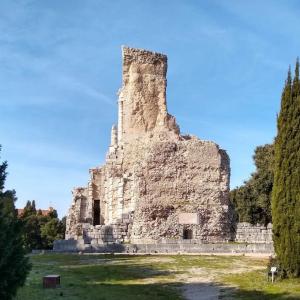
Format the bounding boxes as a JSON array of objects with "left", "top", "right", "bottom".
[{"left": 65, "top": 46, "right": 233, "bottom": 246}]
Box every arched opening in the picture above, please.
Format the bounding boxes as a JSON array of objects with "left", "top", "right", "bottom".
[
  {"left": 183, "top": 228, "right": 193, "bottom": 239},
  {"left": 93, "top": 200, "right": 100, "bottom": 226}
]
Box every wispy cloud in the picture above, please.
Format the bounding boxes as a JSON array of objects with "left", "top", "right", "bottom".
[
  {"left": 56, "top": 75, "right": 114, "bottom": 106},
  {"left": 3, "top": 138, "right": 104, "bottom": 168},
  {"left": 0, "top": 1, "right": 115, "bottom": 109}
]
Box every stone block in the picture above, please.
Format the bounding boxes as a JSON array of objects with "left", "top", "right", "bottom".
[{"left": 179, "top": 213, "right": 200, "bottom": 225}]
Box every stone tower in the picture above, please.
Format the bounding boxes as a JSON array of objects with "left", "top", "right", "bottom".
[
  {"left": 65, "top": 46, "right": 232, "bottom": 245},
  {"left": 117, "top": 47, "right": 178, "bottom": 143}
]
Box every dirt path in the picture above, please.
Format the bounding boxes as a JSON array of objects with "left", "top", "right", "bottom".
[
  {"left": 182, "top": 284, "right": 219, "bottom": 300},
  {"left": 176, "top": 268, "right": 220, "bottom": 300},
  {"left": 129, "top": 255, "right": 267, "bottom": 300},
  {"left": 181, "top": 278, "right": 220, "bottom": 300},
  {"left": 174, "top": 258, "right": 266, "bottom": 300}
]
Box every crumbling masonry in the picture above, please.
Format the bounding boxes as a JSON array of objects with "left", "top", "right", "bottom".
[{"left": 65, "top": 47, "right": 233, "bottom": 245}]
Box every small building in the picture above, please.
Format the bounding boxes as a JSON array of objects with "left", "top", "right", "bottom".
[{"left": 17, "top": 207, "right": 54, "bottom": 217}]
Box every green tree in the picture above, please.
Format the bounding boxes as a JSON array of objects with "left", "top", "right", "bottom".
[
  {"left": 61, "top": 216, "right": 67, "bottom": 239},
  {"left": 22, "top": 200, "right": 36, "bottom": 218},
  {"left": 41, "top": 218, "right": 65, "bottom": 249},
  {"left": 231, "top": 143, "right": 274, "bottom": 225},
  {"left": 272, "top": 61, "right": 300, "bottom": 278},
  {"left": 20, "top": 200, "right": 43, "bottom": 251},
  {"left": 21, "top": 202, "right": 65, "bottom": 250},
  {"left": 22, "top": 214, "right": 43, "bottom": 251},
  {"left": 39, "top": 210, "right": 65, "bottom": 249},
  {"left": 0, "top": 146, "right": 31, "bottom": 299}
]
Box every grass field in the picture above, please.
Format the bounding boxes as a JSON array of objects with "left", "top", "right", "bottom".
[{"left": 16, "top": 253, "right": 300, "bottom": 300}]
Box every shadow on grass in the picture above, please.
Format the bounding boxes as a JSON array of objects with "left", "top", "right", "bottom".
[
  {"left": 16, "top": 281, "right": 300, "bottom": 300},
  {"left": 16, "top": 254, "right": 300, "bottom": 300},
  {"left": 16, "top": 256, "right": 182, "bottom": 300},
  {"left": 184, "top": 282, "right": 300, "bottom": 300}
]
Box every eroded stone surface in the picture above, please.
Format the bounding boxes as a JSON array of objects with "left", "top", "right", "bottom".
[
  {"left": 235, "top": 222, "right": 273, "bottom": 244},
  {"left": 65, "top": 46, "right": 232, "bottom": 244}
]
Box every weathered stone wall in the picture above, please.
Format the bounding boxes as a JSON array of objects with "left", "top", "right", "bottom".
[
  {"left": 65, "top": 187, "right": 88, "bottom": 240},
  {"left": 65, "top": 221, "right": 273, "bottom": 251},
  {"left": 126, "top": 137, "right": 232, "bottom": 243},
  {"left": 65, "top": 46, "right": 233, "bottom": 244},
  {"left": 235, "top": 222, "right": 273, "bottom": 244},
  {"left": 53, "top": 239, "right": 274, "bottom": 254}
]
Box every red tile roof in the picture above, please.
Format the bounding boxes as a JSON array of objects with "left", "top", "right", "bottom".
[{"left": 17, "top": 207, "right": 53, "bottom": 217}]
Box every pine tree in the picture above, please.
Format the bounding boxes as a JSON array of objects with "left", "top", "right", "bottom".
[
  {"left": 0, "top": 146, "right": 31, "bottom": 299},
  {"left": 272, "top": 61, "right": 300, "bottom": 278}
]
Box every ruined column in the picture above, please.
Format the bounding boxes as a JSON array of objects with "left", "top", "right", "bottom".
[
  {"left": 117, "top": 46, "right": 179, "bottom": 142},
  {"left": 117, "top": 95, "right": 124, "bottom": 144},
  {"left": 110, "top": 125, "right": 118, "bottom": 147}
]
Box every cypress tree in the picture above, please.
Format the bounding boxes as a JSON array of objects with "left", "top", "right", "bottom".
[
  {"left": 0, "top": 146, "right": 31, "bottom": 299},
  {"left": 272, "top": 61, "right": 300, "bottom": 277}
]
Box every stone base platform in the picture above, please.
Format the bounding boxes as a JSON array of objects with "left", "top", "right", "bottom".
[{"left": 53, "top": 239, "right": 274, "bottom": 255}]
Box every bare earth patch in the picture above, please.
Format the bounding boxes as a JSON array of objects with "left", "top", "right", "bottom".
[{"left": 171, "top": 256, "right": 266, "bottom": 300}]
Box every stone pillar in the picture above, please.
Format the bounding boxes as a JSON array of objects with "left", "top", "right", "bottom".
[
  {"left": 111, "top": 125, "right": 118, "bottom": 147},
  {"left": 119, "top": 46, "right": 169, "bottom": 142},
  {"left": 107, "top": 178, "right": 113, "bottom": 224},
  {"left": 118, "top": 95, "right": 124, "bottom": 144},
  {"left": 116, "top": 178, "right": 124, "bottom": 220},
  {"left": 86, "top": 180, "right": 94, "bottom": 223}
]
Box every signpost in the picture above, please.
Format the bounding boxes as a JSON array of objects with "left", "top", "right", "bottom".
[{"left": 270, "top": 267, "right": 277, "bottom": 283}]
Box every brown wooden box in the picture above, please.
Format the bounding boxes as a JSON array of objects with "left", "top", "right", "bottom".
[{"left": 43, "top": 275, "right": 60, "bottom": 288}]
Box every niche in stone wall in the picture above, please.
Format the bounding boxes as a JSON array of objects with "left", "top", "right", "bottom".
[
  {"left": 93, "top": 200, "right": 100, "bottom": 226},
  {"left": 183, "top": 228, "right": 193, "bottom": 239},
  {"left": 79, "top": 197, "right": 87, "bottom": 222}
]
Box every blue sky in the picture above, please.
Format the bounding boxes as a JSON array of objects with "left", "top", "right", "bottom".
[{"left": 1, "top": 0, "right": 300, "bottom": 217}]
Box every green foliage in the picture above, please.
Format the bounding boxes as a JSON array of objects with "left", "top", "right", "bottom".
[
  {"left": 20, "top": 200, "right": 65, "bottom": 251},
  {"left": 22, "top": 200, "right": 36, "bottom": 218},
  {"left": 231, "top": 143, "right": 274, "bottom": 225},
  {"left": 0, "top": 146, "right": 31, "bottom": 300},
  {"left": 41, "top": 218, "right": 65, "bottom": 249},
  {"left": 22, "top": 214, "right": 42, "bottom": 251},
  {"left": 272, "top": 60, "right": 300, "bottom": 278}
]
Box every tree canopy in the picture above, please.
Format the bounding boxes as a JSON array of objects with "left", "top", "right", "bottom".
[
  {"left": 230, "top": 143, "right": 274, "bottom": 225},
  {"left": 20, "top": 200, "right": 65, "bottom": 251}
]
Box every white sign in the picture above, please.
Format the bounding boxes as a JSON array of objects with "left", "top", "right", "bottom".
[
  {"left": 271, "top": 267, "right": 277, "bottom": 273},
  {"left": 179, "top": 213, "right": 200, "bottom": 224},
  {"left": 270, "top": 266, "right": 277, "bottom": 283}
]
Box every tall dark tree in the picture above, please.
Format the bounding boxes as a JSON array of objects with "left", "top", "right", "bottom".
[
  {"left": 22, "top": 200, "right": 36, "bottom": 218},
  {"left": 272, "top": 61, "right": 300, "bottom": 278},
  {"left": 22, "top": 214, "right": 43, "bottom": 251},
  {"left": 0, "top": 146, "right": 31, "bottom": 299},
  {"left": 230, "top": 143, "right": 274, "bottom": 225}
]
